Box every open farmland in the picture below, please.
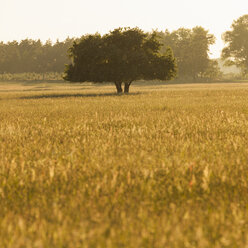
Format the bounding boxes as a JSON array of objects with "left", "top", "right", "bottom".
[{"left": 1, "top": 82, "right": 248, "bottom": 247}]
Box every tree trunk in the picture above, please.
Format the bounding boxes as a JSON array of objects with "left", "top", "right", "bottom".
[
  {"left": 124, "top": 81, "right": 132, "bottom": 93},
  {"left": 115, "top": 82, "right": 123, "bottom": 94}
]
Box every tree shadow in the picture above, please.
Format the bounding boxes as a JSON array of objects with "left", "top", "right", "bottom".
[{"left": 19, "top": 92, "right": 141, "bottom": 99}]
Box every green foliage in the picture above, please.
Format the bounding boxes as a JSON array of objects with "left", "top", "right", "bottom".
[
  {"left": 158, "top": 27, "right": 216, "bottom": 81},
  {"left": 64, "top": 28, "right": 177, "bottom": 93},
  {"left": 222, "top": 15, "right": 248, "bottom": 75},
  {"left": 1, "top": 82, "right": 248, "bottom": 247},
  {"left": 201, "top": 59, "right": 223, "bottom": 81},
  {"left": 64, "top": 34, "right": 104, "bottom": 83},
  {"left": 0, "top": 38, "right": 75, "bottom": 74}
]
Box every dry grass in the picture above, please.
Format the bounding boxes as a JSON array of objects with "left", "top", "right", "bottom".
[
  {"left": 1, "top": 82, "right": 248, "bottom": 247},
  {"left": 0, "top": 73, "right": 63, "bottom": 82}
]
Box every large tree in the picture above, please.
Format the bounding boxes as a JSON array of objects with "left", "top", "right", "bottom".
[
  {"left": 221, "top": 15, "right": 248, "bottom": 75},
  {"left": 63, "top": 27, "right": 177, "bottom": 93},
  {"left": 158, "top": 27, "right": 215, "bottom": 81}
]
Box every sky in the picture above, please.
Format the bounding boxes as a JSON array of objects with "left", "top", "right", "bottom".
[{"left": 1, "top": 0, "right": 248, "bottom": 58}]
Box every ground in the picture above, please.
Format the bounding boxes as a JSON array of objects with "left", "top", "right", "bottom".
[{"left": 1, "top": 82, "right": 248, "bottom": 248}]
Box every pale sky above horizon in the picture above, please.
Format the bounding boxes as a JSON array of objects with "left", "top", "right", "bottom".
[{"left": 1, "top": 0, "right": 248, "bottom": 58}]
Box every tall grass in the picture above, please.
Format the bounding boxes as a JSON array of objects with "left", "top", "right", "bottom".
[
  {"left": 1, "top": 83, "right": 248, "bottom": 247},
  {"left": 0, "top": 72, "right": 63, "bottom": 82}
]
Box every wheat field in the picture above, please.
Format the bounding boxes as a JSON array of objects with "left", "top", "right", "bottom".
[{"left": 1, "top": 82, "right": 248, "bottom": 248}]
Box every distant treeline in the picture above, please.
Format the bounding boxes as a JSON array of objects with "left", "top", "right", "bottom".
[
  {"left": 1, "top": 15, "right": 247, "bottom": 82},
  {"left": 0, "top": 29, "right": 220, "bottom": 82},
  {"left": 157, "top": 27, "right": 222, "bottom": 81},
  {"left": 0, "top": 38, "right": 75, "bottom": 74}
]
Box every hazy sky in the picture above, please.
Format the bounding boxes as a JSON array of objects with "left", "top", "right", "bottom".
[{"left": 1, "top": 0, "right": 248, "bottom": 58}]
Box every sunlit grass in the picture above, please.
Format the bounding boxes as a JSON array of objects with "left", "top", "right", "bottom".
[
  {"left": 1, "top": 82, "right": 248, "bottom": 247},
  {"left": 0, "top": 72, "right": 63, "bottom": 82}
]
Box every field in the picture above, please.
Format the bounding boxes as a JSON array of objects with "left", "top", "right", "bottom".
[{"left": 1, "top": 81, "right": 248, "bottom": 248}]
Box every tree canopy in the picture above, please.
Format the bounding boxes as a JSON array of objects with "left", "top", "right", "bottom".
[
  {"left": 221, "top": 15, "right": 248, "bottom": 75},
  {"left": 157, "top": 27, "right": 217, "bottom": 81},
  {"left": 64, "top": 28, "right": 177, "bottom": 93}
]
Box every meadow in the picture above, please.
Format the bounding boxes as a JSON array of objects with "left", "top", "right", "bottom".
[
  {"left": 0, "top": 73, "right": 63, "bottom": 82},
  {"left": 1, "top": 81, "right": 248, "bottom": 247}
]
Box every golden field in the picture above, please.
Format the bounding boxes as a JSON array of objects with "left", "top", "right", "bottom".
[{"left": 1, "top": 82, "right": 248, "bottom": 248}]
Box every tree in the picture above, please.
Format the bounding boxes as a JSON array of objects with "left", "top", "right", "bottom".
[
  {"left": 158, "top": 27, "right": 215, "bottom": 81},
  {"left": 18, "top": 39, "right": 43, "bottom": 73},
  {"left": 201, "top": 59, "right": 223, "bottom": 81},
  {"left": 64, "top": 27, "right": 177, "bottom": 93},
  {"left": 222, "top": 15, "right": 248, "bottom": 75},
  {"left": 0, "top": 38, "right": 75, "bottom": 74}
]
